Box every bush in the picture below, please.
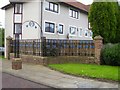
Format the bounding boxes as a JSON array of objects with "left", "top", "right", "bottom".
[
  {"left": 46, "top": 48, "right": 59, "bottom": 57},
  {"left": 100, "top": 43, "right": 120, "bottom": 66}
]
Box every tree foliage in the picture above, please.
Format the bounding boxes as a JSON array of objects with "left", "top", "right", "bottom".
[
  {"left": 88, "top": 1, "right": 120, "bottom": 43},
  {"left": 0, "top": 28, "right": 5, "bottom": 47}
]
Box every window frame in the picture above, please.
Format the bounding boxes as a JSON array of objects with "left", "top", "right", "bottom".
[
  {"left": 45, "top": 1, "right": 59, "bottom": 13},
  {"left": 58, "top": 24, "right": 64, "bottom": 35},
  {"left": 69, "top": 26, "right": 77, "bottom": 36},
  {"left": 45, "top": 22, "right": 55, "bottom": 34},
  {"left": 14, "top": 23, "right": 22, "bottom": 34},
  {"left": 69, "top": 8, "right": 79, "bottom": 19},
  {"left": 14, "top": 4, "right": 23, "bottom": 14}
]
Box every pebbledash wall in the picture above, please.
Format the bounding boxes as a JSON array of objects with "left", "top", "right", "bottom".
[{"left": 6, "top": 35, "right": 103, "bottom": 65}]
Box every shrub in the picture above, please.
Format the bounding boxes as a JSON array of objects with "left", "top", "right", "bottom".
[
  {"left": 100, "top": 43, "right": 120, "bottom": 66},
  {"left": 46, "top": 48, "right": 59, "bottom": 57}
]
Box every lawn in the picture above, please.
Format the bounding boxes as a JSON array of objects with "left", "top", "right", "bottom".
[
  {"left": 49, "top": 63, "right": 119, "bottom": 81},
  {"left": 0, "top": 55, "right": 4, "bottom": 59}
]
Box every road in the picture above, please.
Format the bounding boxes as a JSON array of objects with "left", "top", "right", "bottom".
[{"left": 2, "top": 72, "right": 56, "bottom": 89}]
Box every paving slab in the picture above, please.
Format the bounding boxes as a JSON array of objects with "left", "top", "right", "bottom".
[{"left": 1, "top": 59, "right": 119, "bottom": 88}]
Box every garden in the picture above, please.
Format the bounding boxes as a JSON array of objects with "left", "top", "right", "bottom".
[{"left": 48, "top": 1, "right": 120, "bottom": 82}]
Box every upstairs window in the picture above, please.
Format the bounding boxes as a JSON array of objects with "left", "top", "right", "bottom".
[
  {"left": 69, "top": 9, "right": 78, "bottom": 19},
  {"left": 88, "top": 22, "right": 92, "bottom": 29},
  {"left": 69, "top": 26, "right": 76, "bottom": 35},
  {"left": 45, "top": 22, "right": 55, "bottom": 33},
  {"left": 45, "top": 1, "right": 59, "bottom": 13},
  {"left": 15, "top": 4, "right": 22, "bottom": 14}
]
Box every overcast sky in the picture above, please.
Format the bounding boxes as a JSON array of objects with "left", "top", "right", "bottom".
[{"left": 0, "top": 0, "right": 92, "bottom": 28}]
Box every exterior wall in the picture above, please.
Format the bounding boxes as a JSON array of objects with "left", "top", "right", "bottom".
[
  {"left": 42, "top": 1, "right": 92, "bottom": 40},
  {"left": 5, "top": 7, "right": 14, "bottom": 57},
  {"left": 4, "top": 1, "right": 92, "bottom": 57},
  {"left": 22, "top": 1, "right": 41, "bottom": 39}
]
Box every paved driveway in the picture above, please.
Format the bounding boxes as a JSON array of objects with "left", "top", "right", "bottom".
[{"left": 1, "top": 59, "right": 119, "bottom": 88}]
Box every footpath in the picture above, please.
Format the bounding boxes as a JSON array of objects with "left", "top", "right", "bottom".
[{"left": 1, "top": 59, "right": 119, "bottom": 88}]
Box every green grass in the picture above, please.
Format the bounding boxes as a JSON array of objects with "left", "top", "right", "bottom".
[
  {"left": 49, "top": 63, "right": 119, "bottom": 81},
  {"left": 0, "top": 55, "right": 4, "bottom": 59}
]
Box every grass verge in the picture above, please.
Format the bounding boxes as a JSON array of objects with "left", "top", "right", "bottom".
[{"left": 48, "top": 63, "right": 119, "bottom": 82}]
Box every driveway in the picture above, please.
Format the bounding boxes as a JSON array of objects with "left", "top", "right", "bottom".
[{"left": 1, "top": 59, "right": 119, "bottom": 88}]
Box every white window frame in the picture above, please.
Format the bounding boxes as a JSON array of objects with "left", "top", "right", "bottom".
[
  {"left": 58, "top": 23, "right": 64, "bottom": 35},
  {"left": 69, "top": 25, "right": 77, "bottom": 36},
  {"left": 44, "top": 20, "right": 56, "bottom": 34}
]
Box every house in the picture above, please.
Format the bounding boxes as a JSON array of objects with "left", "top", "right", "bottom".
[{"left": 2, "top": 0, "right": 92, "bottom": 57}]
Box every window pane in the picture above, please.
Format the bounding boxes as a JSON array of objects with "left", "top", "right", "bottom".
[
  {"left": 85, "top": 30, "right": 88, "bottom": 36},
  {"left": 15, "top": 24, "right": 22, "bottom": 34},
  {"left": 73, "top": 11, "right": 75, "bottom": 18},
  {"left": 45, "top": 22, "right": 49, "bottom": 32},
  {"left": 70, "top": 27, "right": 76, "bottom": 35},
  {"left": 45, "top": 1, "right": 49, "bottom": 10},
  {"left": 50, "top": 3, "right": 54, "bottom": 10},
  {"left": 76, "top": 11, "right": 78, "bottom": 18},
  {"left": 54, "top": 4, "right": 58, "bottom": 12},
  {"left": 15, "top": 4, "right": 22, "bottom": 13},
  {"left": 90, "top": 31, "right": 93, "bottom": 37},
  {"left": 58, "top": 24, "right": 63, "bottom": 34},
  {"left": 50, "top": 23, "right": 54, "bottom": 33},
  {"left": 69, "top": 9, "right": 72, "bottom": 17}
]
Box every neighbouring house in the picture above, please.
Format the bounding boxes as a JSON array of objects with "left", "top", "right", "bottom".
[{"left": 2, "top": 0, "right": 92, "bottom": 57}]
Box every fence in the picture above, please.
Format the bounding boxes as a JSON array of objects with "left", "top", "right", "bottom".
[
  {"left": 10, "top": 38, "right": 95, "bottom": 57},
  {"left": 11, "top": 39, "right": 42, "bottom": 56},
  {"left": 6, "top": 35, "right": 103, "bottom": 64},
  {"left": 44, "top": 39, "right": 95, "bottom": 56}
]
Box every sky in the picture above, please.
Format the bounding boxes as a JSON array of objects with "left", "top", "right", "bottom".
[{"left": 0, "top": 0, "right": 93, "bottom": 28}]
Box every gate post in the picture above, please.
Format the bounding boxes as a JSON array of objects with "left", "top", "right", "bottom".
[
  {"left": 94, "top": 35, "right": 103, "bottom": 65},
  {"left": 41, "top": 37, "right": 46, "bottom": 56},
  {"left": 6, "top": 36, "right": 13, "bottom": 60}
]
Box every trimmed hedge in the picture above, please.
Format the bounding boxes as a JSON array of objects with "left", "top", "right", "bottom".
[{"left": 100, "top": 43, "right": 120, "bottom": 66}]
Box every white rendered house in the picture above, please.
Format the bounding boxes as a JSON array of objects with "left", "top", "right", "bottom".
[{"left": 2, "top": 0, "right": 92, "bottom": 57}]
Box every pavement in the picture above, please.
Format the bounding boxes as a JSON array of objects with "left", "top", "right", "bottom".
[{"left": 1, "top": 59, "right": 119, "bottom": 89}]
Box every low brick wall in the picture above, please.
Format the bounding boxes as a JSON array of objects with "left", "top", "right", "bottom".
[
  {"left": 10, "top": 53, "right": 96, "bottom": 65},
  {"left": 10, "top": 53, "right": 47, "bottom": 65}
]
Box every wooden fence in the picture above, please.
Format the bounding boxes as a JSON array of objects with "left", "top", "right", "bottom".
[{"left": 11, "top": 39, "right": 95, "bottom": 57}]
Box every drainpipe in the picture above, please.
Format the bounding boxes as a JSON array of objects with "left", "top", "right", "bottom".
[{"left": 40, "top": 0, "right": 43, "bottom": 38}]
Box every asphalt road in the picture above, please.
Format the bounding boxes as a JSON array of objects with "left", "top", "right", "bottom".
[{"left": 2, "top": 72, "right": 56, "bottom": 89}]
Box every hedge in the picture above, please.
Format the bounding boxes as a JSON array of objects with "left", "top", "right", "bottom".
[{"left": 100, "top": 43, "right": 120, "bottom": 66}]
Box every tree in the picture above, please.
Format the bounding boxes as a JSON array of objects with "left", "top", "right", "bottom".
[
  {"left": 0, "top": 28, "right": 5, "bottom": 47},
  {"left": 88, "top": 1, "right": 118, "bottom": 43},
  {"left": 115, "top": 2, "right": 120, "bottom": 43}
]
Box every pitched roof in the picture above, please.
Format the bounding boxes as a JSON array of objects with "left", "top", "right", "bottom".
[
  {"left": 60, "top": 0, "right": 89, "bottom": 13},
  {"left": 1, "top": 0, "right": 90, "bottom": 13}
]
